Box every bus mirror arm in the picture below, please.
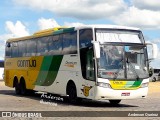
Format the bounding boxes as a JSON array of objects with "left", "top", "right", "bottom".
[
  {"left": 92, "top": 41, "right": 100, "bottom": 59},
  {"left": 146, "top": 42, "right": 158, "bottom": 60}
]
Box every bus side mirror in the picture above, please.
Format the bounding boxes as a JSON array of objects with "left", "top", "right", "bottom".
[
  {"left": 92, "top": 41, "right": 100, "bottom": 58},
  {"left": 146, "top": 43, "right": 158, "bottom": 60}
]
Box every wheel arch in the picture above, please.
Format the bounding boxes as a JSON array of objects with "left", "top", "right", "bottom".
[
  {"left": 66, "top": 80, "right": 76, "bottom": 95},
  {"left": 20, "top": 77, "right": 25, "bottom": 84}
]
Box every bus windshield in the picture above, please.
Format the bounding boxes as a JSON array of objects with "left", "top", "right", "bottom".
[{"left": 98, "top": 44, "right": 149, "bottom": 80}]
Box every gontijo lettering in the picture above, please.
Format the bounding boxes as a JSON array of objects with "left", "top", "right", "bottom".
[{"left": 17, "top": 60, "right": 36, "bottom": 67}]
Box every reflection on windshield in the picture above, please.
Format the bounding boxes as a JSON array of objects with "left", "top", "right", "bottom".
[
  {"left": 98, "top": 45, "right": 149, "bottom": 79},
  {"left": 100, "top": 46, "right": 123, "bottom": 70}
]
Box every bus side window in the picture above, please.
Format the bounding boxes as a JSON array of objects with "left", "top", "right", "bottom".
[
  {"left": 37, "top": 36, "right": 49, "bottom": 56},
  {"left": 70, "top": 31, "right": 77, "bottom": 54},
  {"left": 62, "top": 31, "right": 77, "bottom": 54},
  {"left": 79, "top": 29, "right": 95, "bottom": 80},
  {"left": 18, "top": 40, "right": 26, "bottom": 57},
  {"left": 5, "top": 42, "right": 11, "bottom": 57},
  {"left": 79, "top": 29, "right": 92, "bottom": 48},
  {"left": 26, "top": 40, "right": 36, "bottom": 56},
  {"left": 48, "top": 35, "right": 62, "bottom": 55},
  {"left": 11, "top": 42, "right": 19, "bottom": 58}
]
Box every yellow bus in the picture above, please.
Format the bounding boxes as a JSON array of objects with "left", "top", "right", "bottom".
[{"left": 4, "top": 25, "right": 157, "bottom": 104}]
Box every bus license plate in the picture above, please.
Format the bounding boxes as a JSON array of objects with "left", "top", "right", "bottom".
[{"left": 121, "top": 92, "right": 130, "bottom": 96}]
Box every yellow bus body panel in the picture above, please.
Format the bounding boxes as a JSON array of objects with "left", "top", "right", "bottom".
[{"left": 4, "top": 56, "right": 43, "bottom": 89}]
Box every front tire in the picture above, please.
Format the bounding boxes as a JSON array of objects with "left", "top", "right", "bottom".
[{"left": 68, "top": 84, "right": 77, "bottom": 104}]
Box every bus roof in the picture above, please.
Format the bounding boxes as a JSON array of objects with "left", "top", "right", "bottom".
[
  {"left": 6, "top": 27, "right": 75, "bottom": 42},
  {"left": 6, "top": 25, "right": 140, "bottom": 42},
  {"left": 74, "top": 24, "right": 140, "bottom": 31}
]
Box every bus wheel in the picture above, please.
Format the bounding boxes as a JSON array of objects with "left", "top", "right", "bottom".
[
  {"left": 109, "top": 100, "right": 121, "bottom": 105},
  {"left": 20, "top": 79, "right": 26, "bottom": 95},
  {"left": 68, "top": 83, "right": 78, "bottom": 104},
  {"left": 152, "top": 77, "right": 156, "bottom": 82},
  {"left": 14, "top": 80, "right": 21, "bottom": 95}
]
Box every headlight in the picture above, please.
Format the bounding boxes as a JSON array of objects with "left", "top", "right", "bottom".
[
  {"left": 97, "top": 82, "right": 111, "bottom": 88},
  {"left": 140, "top": 82, "right": 149, "bottom": 88}
]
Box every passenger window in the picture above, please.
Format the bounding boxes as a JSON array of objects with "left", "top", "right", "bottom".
[
  {"left": 79, "top": 29, "right": 93, "bottom": 49},
  {"left": 18, "top": 40, "right": 26, "bottom": 57},
  {"left": 26, "top": 40, "right": 36, "bottom": 56},
  {"left": 63, "top": 31, "right": 77, "bottom": 54},
  {"left": 37, "top": 36, "right": 50, "bottom": 56},
  {"left": 48, "top": 35, "right": 62, "bottom": 55},
  {"left": 11, "top": 42, "right": 19, "bottom": 57}
]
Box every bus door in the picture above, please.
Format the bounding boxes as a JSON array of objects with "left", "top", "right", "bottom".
[{"left": 79, "top": 29, "right": 95, "bottom": 99}]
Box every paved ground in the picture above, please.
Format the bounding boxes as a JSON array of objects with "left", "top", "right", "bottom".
[{"left": 0, "top": 80, "right": 160, "bottom": 120}]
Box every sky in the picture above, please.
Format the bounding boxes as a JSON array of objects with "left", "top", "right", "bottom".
[{"left": 0, "top": 0, "right": 160, "bottom": 68}]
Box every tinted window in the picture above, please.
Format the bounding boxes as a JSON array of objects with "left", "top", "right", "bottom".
[
  {"left": 37, "top": 36, "right": 50, "bottom": 56},
  {"left": 26, "top": 40, "right": 36, "bottom": 56},
  {"left": 62, "top": 31, "right": 77, "bottom": 54},
  {"left": 18, "top": 40, "right": 26, "bottom": 57},
  {"left": 79, "top": 29, "right": 93, "bottom": 49},
  {"left": 48, "top": 35, "right": 62, "bottom": 55},
  {"left": 5, "top": 42, "right": 11, "bottom": 57},
  {"left": 11, "top": 42, "right": 19, "bottom": 57},
  {"left": 79, "top": 29, "right": 94, "bottom": 80}
]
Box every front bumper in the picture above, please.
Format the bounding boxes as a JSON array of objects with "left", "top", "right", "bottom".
[{"left": 95, "top": 86, "right": 148, "bottom": 100}]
